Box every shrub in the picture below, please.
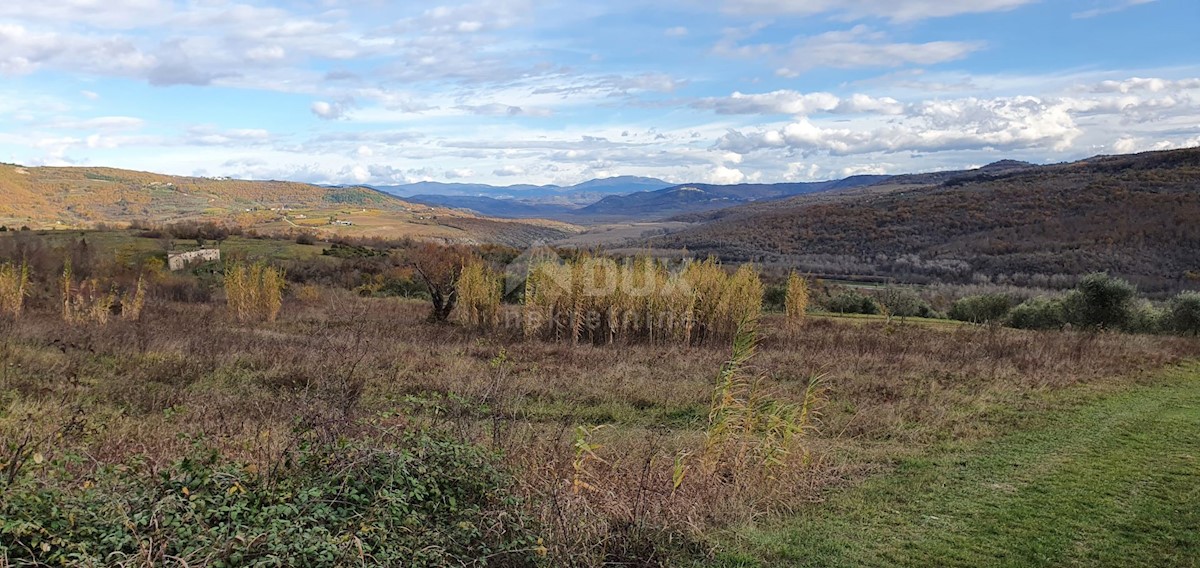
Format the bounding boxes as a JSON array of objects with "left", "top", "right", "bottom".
[
  {"left": 224, "top": 261, "right": 286, "bottom": 323},
  {"left": 824, "top": 289, "right": 879, "bottom": 315},
  {"left": 784, "top": 272, "right": 809, "bottom": 321},
  {"left": 295, "top": 232, "right": 316, "bottom": 245},
  {"left": 1167, "top": 291, "right": 1200, "bottom": 336},
  {"left": 0, "top": 438, "right": 539, "bottom": 567},
  {"left": 874, "top": 286, "right": 925, "bottom": 320},
  {"left": 948, "top": 294, "right": 1012, "bottom": 324},
  {"left": 763, "top": 284, "right": 786, "bottom": 312},
  {"left": 1125, "top": 300, "right": 1165, "bottom": 334},
  {"left": 61, "top": 261, "right": 116, "bottom": 324},
  {"left": 1007, "top": 297, "right": 1067, "bottom": 330},
  {"left": 1064, "top": 273, "right": 1136, "bottom": 330},
  {"left": 0, "top": 261, "right": 29, "bottom": 316}
]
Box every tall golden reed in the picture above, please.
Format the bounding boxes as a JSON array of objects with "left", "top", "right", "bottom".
[
  {"left": 522, "top": 255, "right": 761, "bottom": 346},
  {"left": 225, "top": 261, "right": 285, "bottom": 323},
  {"left": 456, "top": 259, "right": 501, "bottom": 329},
  {"left": 0, "top": 261, "right": 29, "bottom": 317},
  {"left": 784, "top": 271, "right": 809, "bottom": 322}
]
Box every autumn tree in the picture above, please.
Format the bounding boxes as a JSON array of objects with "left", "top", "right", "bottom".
[{"left": 409, "top": 242, "right": 473, "bottom": 322}]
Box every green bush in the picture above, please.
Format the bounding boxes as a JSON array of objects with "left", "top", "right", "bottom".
[
  {"left": 825, "top": 289, "right": 879, "bottom": 315},
  {"left": 1167, "top": 291, "right": 1200, "bottom": 336},
  {"left": 1125, "top": 300, "right": 1165, "bottom": 334},
  {"left": 763, "top": 284, "right": 787, "bottom": 312},
  {"left": 1007, "top": 297, "right": 1067, "bottom": 330},
  {"left": 874, "top": 287, "right": 928, "bottom": 319},
  {"left": 948, "top": 294, "right": 1012, "bottom": 324},
  {"left": 1, "top": 436, "right": 538, "bottom": 567},
  {"left": 1064, "top": 273, "right": 1136, "bottom": 330}
]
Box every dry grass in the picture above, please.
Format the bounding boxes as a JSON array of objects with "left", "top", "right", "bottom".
[
  {"left": 60, "top": 261, "right": 116, "bottom": 324},
  {"left": 1, "top": 288, "right": 1197, "bottom": 565}
]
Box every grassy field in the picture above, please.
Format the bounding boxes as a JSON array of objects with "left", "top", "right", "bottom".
[
  {"left": 713, "top": 363, "right": 1200, "bottom": 567},
  {"left": 2, "top": 231, "right": 1199, "bottom": 566}
]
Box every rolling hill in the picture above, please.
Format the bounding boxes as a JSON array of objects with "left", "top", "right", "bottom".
[
  {"left": 0, "top": 164, "right": 577, "bottom": 246},
  {"left": 579, "top": 175, "right": 891, "bottom": 219},
  {"left": 648, "top": 148, "right": 1200, "bottom": 292},
  {"left": 404, "top": 195, "right": 581, "bottom": 219}
]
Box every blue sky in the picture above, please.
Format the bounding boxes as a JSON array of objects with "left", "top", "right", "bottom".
[{"left": 1, "top": 0, "right": 1198, "bottom": 186}]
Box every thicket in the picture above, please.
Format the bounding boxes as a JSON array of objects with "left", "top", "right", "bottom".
[
  {"left": 0, "top": 438, "right": 539, "bottom": 567},
  {"left": 948, "top": 294, "right": 1013, "bottom": 324},
  {"left": 522, "top": 256, "right": 762, "bottom": 345},
  {"left": 1168, "top": 292, "right": 1200, "bottom": 336},
  {"left": 823, "top": 289, "right": 879, "bottom": 315}
]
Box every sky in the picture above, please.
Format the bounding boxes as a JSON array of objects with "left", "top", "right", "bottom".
[{"left": 1, "top": 0, "right": 1198, "bottom": 187}]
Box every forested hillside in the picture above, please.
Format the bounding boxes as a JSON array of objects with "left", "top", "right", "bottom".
[
  {"left": 0, "top": 164, "right": 576, "bottom": 246},
  {"left": 650, "top": 148, "right": 1200, "bottom": 292}
]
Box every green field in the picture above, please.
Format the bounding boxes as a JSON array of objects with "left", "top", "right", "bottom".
[{"left": 712, "top": 363, "right": 1200, "bottom": 567}]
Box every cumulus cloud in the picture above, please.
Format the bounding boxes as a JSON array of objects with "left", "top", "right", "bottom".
[
  {"left": 717, "top": 96, "right": 1083, "bottom": 156},
  {"left": 694, "top": 90, "right": 904, "bottom": 116},
  {"left": 311, "top": 100, "right": 352, "bottom": 120},
  {"left": 708, "top": 165, "right": 746, "bottom": 184}
]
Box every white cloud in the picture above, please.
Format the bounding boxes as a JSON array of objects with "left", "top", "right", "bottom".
[
  {"left": 715, "top": 26, "right": 983, "bottom": 76},
  {"left": 717, "top": 96, "right": 1083, "bottom": 156},
  {"left": 695, "top": 90, "right": 904, "bottom": 116},
  {"left": 311, "top": 100, "right": 350, "bottom": 120},
  {"left": 722, "top": 0, "right": 1036, "bottom": 21},
  {"left": 664, "top": 26, "right": 688, "bottom": 37},
  {"left": 80, "top": 90, "right": 99, "bottom": 100},
  {"left": 1072, "top": 0, "right": 1157, "bottom": 19},
  {"left": 777, "top": 27, "right": 983, "bottom": 76},
  {"left": 708, "top": 165, "right": 746, "bottom": 184},
  {"left": 493, "top": 165, "right": 526, "bottom": 176},
  {"left": 50, "top": 116, "right": 145, "bottom": 131},
  {"left": 1091, "top": 77, "right": 1200, "bottom": 94}
]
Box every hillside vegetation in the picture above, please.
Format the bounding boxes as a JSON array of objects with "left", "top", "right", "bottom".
[
  {"left": 0, "top": 164, "right": 576, "bottom": 246},
  {"left": 651, "top": 148, "right": 1200, "bottom": 292}
]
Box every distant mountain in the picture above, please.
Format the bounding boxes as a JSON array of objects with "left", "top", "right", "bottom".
[
  {"left": 647, "top": 148, "right": 1200, "bottom": 292},
  {"left": 405, "top": 195, "right": 581, "bottom": 219},
  {"left": 579, "top": 175, "right": 891, "bottom": 219},
  {"left": 373, "top": 176, "right": 672, "bottom": 205}
]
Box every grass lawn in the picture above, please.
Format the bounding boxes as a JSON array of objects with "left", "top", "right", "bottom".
[
  {"left": 808, "top": 310, "right": 970, "bottom": 329},
  {"left": 712, "top": 363, "right": 1200, "bottom": 567}
]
